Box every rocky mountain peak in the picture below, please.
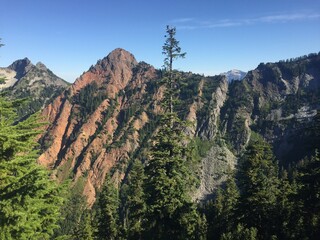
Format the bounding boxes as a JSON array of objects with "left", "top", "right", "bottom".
[
  {"left": 107, "top": 48, "right": 137, "bottom": 64},
  {"left": 94, "top": 48, "right": 138, "bottom": 71},
  {"left": 8, "top": 57, "right": 33, "bottom": 80},
  {"left": 72, "top": 48, "right": 139, "bottom": 97},
  {"left": 221, "top": 69, "right": 247, "bottom": 83}
]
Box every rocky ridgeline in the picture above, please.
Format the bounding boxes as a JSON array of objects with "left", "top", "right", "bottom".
[
  {"left": 0, "top": 58, "right": 69, "bottom": 117},
  {"left": 37, "top": 49, "right": 320, "bottom": 204}
]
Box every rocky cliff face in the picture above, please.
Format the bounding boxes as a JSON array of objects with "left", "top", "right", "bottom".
[
  {"left": 221, "top": 53, "right": 320, "bottom": 161},
  {"left": 0, "top": 58, "right": 69, "bottom": 117},
  {"left": 38, "top": 50, "right": 320, "bottom": 204}
]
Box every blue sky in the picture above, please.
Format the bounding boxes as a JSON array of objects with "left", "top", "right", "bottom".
[{"left": 0, "top": 0, "right": 319, "bottom": 82}]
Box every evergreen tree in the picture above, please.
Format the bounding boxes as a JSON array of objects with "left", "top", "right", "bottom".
[
  {"left": 143, "top": 26, "right": 204, "bottom": 240},
  {"left": 74, "top": 210, "right": 94, "bottom": 240},
  {"left": 237, "top": 137, "right": 280, "bottom": 239},
  {"left": 220, "top": 223, "right": 258, "bottom": 240},
  {"left": 209, "top": 170, "right": 240, "bottom": 239},
  {"left": 0, "top": 97, "right": 64, "bottom": 239},
  {"left": 162, "top": 25, "right": 186, "bottom": 116},
  {"left": 53, "top": 191, "right": 89, "bottom": 239},
  {"left": 275, "top": 170, "right": 300, "bottom": 239},
  {"left": 295, "top": 150, "right": 320, "bottom": 239},
  {"left": 95, "top": 175, "right": 119, "bottom": 240},
  {"left": 122, "top": 160, "right": 146, "bottom": 240}
]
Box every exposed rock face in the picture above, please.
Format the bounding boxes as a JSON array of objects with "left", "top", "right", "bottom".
[
  {"left": 221, "top": 53, "right": 320, "bottom": 158},
  {"left": 0, "top": 58, "right": 69, "bottom": 117},
  {"left": 193, "top": 143, "right": 236, "bottom": 201},
  {"left": 0, "top": 68, "right": 18, "bottom": 90},
  {"left": 38, "top": 50, "right": 320, "bottom": 205},
  {"left": 197, "top": 77, "right": 228, "bottom": 140},
  {"left": 39, "top": 48, "right": 157, "bottom": 205}
]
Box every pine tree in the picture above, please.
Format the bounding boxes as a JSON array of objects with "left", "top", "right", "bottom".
[
  {"left": 143, "top": 26, "right": 204, "bottom": 240},
  {"left": 95, "top": 175, "right": 119, "bottom": 240},
  {"left": 237, "top": 137, "right": 280, "bottom": 239},
  {"left": 0, "top": 97, "right": 64, "bottom": 239}
]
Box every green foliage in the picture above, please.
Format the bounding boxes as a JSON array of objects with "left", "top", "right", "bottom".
[
  {"left": 73, "top": 210, "right": 94, "bottom": 240},
  {"left": 73, "top": 82, "right": 108, "bottom": 120},
  {"left": 0, "top": 97, "right": 64, "bottom": 239},
  {"left": 206, "top": 170, "right": 240, "bottom": 240},
  {"left": 220, "top": 223, "right": 258, "bottom": 240},
  {"left": 143, "top": 26, "right": 204, "bottom": 239},
  {"left": 95, "top": 176, "right": 119, "bottom": 240},
  {"left": 294, "top": 151, "right": 320, "bottom": 239},
  {"left": 121, "top": 160, "right": 146, "bottom": 239},
  {"left": 237, "top": 138, "right": 280, "bottom": 239},
  {"left": 207, "top": 139, "right": 320, "bottom": 240},
  {"left": 52, "top": 190, "right": 89, "bottom": 239}
]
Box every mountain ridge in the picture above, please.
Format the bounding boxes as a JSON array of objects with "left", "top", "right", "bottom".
[
  {"left": 36, "top": 49, "right": 320, "bottom": 204},
  {"left": 0, "top": 58, "right": 70, "bottom": 117}
]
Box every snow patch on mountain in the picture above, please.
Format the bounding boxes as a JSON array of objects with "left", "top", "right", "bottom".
[{"left": 221, "top": 69, "right": 246, "bottom": 83}]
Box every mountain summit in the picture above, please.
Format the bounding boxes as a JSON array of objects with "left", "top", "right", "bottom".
[
  {"left": 0, "top": 58, "right": 69, "bottom": 117},
  {"left": 221, "top": 69, "right": 246, "bottom": 82}
]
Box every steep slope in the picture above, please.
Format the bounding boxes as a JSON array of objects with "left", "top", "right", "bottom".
[
  {"left": 38, "top": 50, "right": 320, "bottom": 204},
  {"left": 38, "top": 48, "right": 233, "bottom": 204},
  {"left": 0, "top": 58, "right": 69, "bottom": 117},
  {"left": 39, "top": 49, "right": 155, "bottom": 204}
]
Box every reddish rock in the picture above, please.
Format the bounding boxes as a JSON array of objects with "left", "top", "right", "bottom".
[{"left": 38, "top": 48, "right": 157, "bottom": 205}]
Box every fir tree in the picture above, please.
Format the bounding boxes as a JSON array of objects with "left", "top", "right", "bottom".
[
  {"left": 74, "top": 210, "right": 94, "bottom": 240},
  {"left": 53, "top": 191, "right": 88, "bottom": 239},
  {"left": 295, "top": 150, "right": 320, "bottom": 239},
  {"left": 122, "top": 160, "right": 146, "bottom": 240},
  {"left": 237, "top": 137, "right": 280, "bottom": 239},
  {"left": 0, "top": 97, "right": 64, "bottom": 239},
  {"left": 209, "top": 170, "right": 240, "bottom": 239},
  {"left": 95, "top": 175, "right": 119, "bottom": 240},
  {"left": 143, "top": 26, "right": 204, "bottom": 240},
  {"left": 275, "top": 170, "right": 299, "bottom": 239},
  {"left": 161, "top": 25, "right": 186, "bottom": 116}
]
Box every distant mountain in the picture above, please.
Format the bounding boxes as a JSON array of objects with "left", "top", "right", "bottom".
[
  {"left": 221, "top": 69, "right": 246, "bottom": 82},
  {"left": 0, "top": 58, "right": 70, "bottom": 117}
]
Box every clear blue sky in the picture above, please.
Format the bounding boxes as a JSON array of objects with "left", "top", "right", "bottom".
[{"left": 1, "top": 0, "right": 319, "bottom": 82}]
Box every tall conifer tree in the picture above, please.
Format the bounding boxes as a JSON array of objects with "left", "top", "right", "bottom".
[
  {"left": 122, "top": 160, "right": 146, "bottom": 240},
  {"left": 95, "top": 175, "right": 119, "bottom": 240},
  {"left": 237, "top": 137, "right": 279, "bottom": 239},
  {"left": 143, "top": 26, "right": 204, "bottom": 240}
]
